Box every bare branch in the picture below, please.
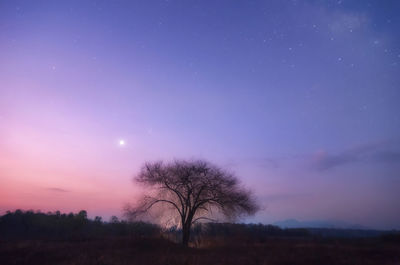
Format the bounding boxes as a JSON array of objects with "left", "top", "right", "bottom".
[
  {"left": 126, "top": 159, "right": 259, "bottom": 246},
  {"left": 191, "top": 216, "right": 218, "bottom": 224}
]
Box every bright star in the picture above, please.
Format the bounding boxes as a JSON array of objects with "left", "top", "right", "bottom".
[{"left": 119, "top": 140, "right": 125, "bottom": 146}]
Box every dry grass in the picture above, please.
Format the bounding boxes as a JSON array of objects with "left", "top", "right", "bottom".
[{"left": 1, "top": 236, "right": 399, "bottom": 265}]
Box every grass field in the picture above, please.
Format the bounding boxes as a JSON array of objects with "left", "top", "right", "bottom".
[{"left": 1, "top": 236, "right": 399, "bottom": 265}]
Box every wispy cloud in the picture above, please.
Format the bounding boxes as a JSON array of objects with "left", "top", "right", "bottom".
[
  {"left": 46, "top": 187, "right": 70, "bottom": 192},
  {"left": 312, "top": 151, "right": 357, "bottom": 170},
  {"left": 311, "top": 140, "right": 400, "bottom": 171},
  {"left": 230, "top": 140, "right": 400, "bottom": 173}
]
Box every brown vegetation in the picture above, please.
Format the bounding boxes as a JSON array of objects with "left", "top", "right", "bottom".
[{"left": 1, "top": 235, "right": 400, "bottom": 265}]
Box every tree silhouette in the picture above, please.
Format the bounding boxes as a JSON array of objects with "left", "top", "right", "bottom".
[{"left": 125, "top": 160, "right": 259, "bottom": 246}]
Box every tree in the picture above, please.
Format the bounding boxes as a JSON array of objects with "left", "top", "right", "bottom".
[
  {"left": 125, "top": 160, "right": 259, "bottom": 247},
  {"left": 109, "top": 216, "right": 119, "bottom": 223},
  {"left": 77, "top": 210, "right": 87, "bottom": 220}
]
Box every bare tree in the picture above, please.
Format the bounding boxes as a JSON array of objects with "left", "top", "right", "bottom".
[{"left": 125, "top": 160, "right": 259, "bottom": 247}]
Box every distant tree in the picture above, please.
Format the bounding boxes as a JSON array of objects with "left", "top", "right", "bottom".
[
  {"left": 77, "top": 210, "right": 88, "bottom": 220},
  {"left": 110, "top": 216, "right": 119, "bottom": 223},
  {"left": 125, "top": 160, "right": 259, "bottom": 247}
]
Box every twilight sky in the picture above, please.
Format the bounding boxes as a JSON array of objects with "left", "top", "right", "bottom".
[{"left": 1, "top": 0, "right": 399, "bottom": 229}]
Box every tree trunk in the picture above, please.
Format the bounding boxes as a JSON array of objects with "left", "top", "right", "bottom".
[{"left": 182, "top": 223, "right": 191, "bottom": 247}]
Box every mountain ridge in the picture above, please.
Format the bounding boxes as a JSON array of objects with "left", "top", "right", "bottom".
[{"left": 273, "top": 219, "right": 368, "bottom": 230}]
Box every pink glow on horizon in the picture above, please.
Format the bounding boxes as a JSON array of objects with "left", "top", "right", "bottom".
[{"left": 0, "top": 102, "right": 142, "bottom": 219}]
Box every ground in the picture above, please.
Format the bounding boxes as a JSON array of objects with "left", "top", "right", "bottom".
[{"left": 1, "top": 236, "right": 399, "bottom": 265}]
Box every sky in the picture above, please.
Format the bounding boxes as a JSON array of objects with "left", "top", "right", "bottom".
[{"left": 0, "top": 0, "right": 399, "bottom": 229}]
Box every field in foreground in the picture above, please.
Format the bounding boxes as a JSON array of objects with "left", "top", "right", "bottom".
[{"left": 1, "top": 236, "right": 400, "bottom": 265}]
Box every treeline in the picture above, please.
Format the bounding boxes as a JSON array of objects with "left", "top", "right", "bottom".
[
  {"left": 162, "top": 223, "right": 310, "bottom": 245},
  {"left": 191, "top": 223, "right": 310, "bottom": 245},
  {"left": 0, "top": 209, "right": 160, "bottom": 240},
  {"left": 0, "top": 210, "right": 310, "bottom": 242},
  {"left": 200, "top": 223, "right": 310, "bottom": 238},
  {"left": 2, "top": 210, "right": 397, "bottom": 243}
]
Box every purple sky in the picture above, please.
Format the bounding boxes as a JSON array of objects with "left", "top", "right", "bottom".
[{"left": 1, "top": 0, "right": 399, "bottom": 229}]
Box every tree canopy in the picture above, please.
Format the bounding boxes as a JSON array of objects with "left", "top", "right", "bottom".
[{"left": 125, "top": 160, "right": 259, "bottom": 246}]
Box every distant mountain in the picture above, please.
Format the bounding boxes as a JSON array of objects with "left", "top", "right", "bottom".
[{"left": 273, "top": 219, "right": 368, "bottom": 230}]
